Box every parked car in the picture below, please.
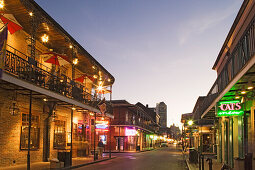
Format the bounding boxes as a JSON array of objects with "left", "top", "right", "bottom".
[{"left": 160, "top": 143, "right": 168, "bottom": 147}]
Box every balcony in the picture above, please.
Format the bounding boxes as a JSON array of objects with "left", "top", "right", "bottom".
[
  {"left": 3, "top": 46, "right": 102, "bottom": 108},
  {"left": 111, "top": 120, "right": 155, "bottom": 133},
  {"left": 200, "top": 15, "right": 255, "bottom": 117}
]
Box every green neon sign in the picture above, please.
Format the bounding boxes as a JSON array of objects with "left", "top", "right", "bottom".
[{"left": 217, "top": 100, "right": 244, "bottom": 117}]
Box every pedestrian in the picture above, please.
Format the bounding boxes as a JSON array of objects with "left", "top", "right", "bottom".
[{"left": 98, "top": 139, "right": 104, "bottom": 158}]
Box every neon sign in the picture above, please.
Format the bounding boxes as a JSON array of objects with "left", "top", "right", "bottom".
[
  {"left": 217, "top": 100, "right": 244, "bottom": 117},
  {"left": 125, "top": 128, "right": 137, "bottom": 136},
  {"left": 95, "top": 121, "right": 109, "bottom": 129}
]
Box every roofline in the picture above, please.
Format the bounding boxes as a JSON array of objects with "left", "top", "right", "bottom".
[
  {"left": 28, "top": 0, "right": 115, "bottom": 83},
  {"left": 212, "top": 0, "right": 249, "bottom": 70}
]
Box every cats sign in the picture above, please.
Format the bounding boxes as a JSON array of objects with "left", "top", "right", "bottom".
[{"left": 217, "top": 100, "right": 244, "bottom": 117}]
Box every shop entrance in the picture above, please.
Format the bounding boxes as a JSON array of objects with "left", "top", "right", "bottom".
[{"left": 116, "top": 137, "right": 124, "bottom": 151}]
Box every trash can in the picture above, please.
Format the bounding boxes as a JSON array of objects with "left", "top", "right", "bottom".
[
  {"left": 91, "top": 150, "right": 98, "bottom": 160},
  {"left": 58, "top": 151, "right": 71, "bottom": 167},
  {"left": 189, "top": 148, "right": 198, "bottom": 164},
  {"left": 245, "top": 153, "right": 253, "bottom": 170},
  {"left": 234, "top": 157, "right": 244, "bottom": 170}
]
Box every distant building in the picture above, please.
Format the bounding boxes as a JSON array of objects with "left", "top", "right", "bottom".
[
  {"left": 156, "top": 102, "right": 167, "bottom": 127},
  {"left": 110, "top": 100, "right": 159, "bottom": 151},
  {"left": 169, "top": 124, "right": 181, "bottom": 140}
]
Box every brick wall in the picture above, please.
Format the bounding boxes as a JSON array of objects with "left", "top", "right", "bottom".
[
  {"left": 0, "top": 88, "right": 45, "bottom": 167},
  {"left": 0, "top": 87, "right": 91, "bottom": 167}
]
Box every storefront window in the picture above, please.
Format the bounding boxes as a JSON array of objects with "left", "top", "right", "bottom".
[
  {"left": 74, "top": 123, "right": 86, "bottom": 141},
  {"left": 20, "top": 113, "right": 40, "bottom": 150},
  {"left": 54, "top": 120, "right": 66, "bottom": 149}
]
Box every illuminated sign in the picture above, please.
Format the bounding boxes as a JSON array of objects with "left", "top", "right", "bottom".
[
  {"left": 217, "top": 100, "right": 244, "bottom": 117},
  {"left": 95, "top": 121, "right": 109, "bottom": 129},
  {"left": 100, "top": 135, "right": 107, "bottom": 145},
  {"left": 125, "top": 128, "right": 137, "bottom": 136}
]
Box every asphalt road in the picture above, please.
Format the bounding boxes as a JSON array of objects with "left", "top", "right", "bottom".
[{"left": 76, "top": 144, "right": 188, "bottom": 170}]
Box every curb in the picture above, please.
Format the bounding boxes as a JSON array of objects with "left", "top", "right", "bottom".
[
  {"left": 62, "top": 157, "right": 117, "bottom": 169},
  {"left": 186, "top": 159, "right": 192, "bottom": 170}
]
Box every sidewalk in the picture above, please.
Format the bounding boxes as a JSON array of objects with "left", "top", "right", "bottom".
[
  {"left": 0, "top": 154, "right": 115, "bottom": 170},
  {"left": 186, "top": 158, "right": 223, "bottom": 170}
]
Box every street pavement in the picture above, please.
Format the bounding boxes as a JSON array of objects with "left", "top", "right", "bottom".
[{"left": 76, "top": 144, "right": 188, "bottom": 170}]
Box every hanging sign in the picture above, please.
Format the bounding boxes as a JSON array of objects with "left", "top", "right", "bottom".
[{"left": 217, "top": 100, "right": 244, "bottom": 117}]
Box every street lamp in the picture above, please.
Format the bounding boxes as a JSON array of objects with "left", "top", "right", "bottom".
[
  {"left": 188, "top": 120, "right": 193, "bottom": 126},
  {"left": 187, "top": 120, "right": 194, "bottom": 148},
  {"left": 72, "top": 56, "right": 78, "bottom": 65}
]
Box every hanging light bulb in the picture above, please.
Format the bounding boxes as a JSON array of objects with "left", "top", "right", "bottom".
[
  {"left": 0, "top": 0, "right": 4, "bottom": 9},
  {"left": 247, "top": 80, "right": 254, "bottom": 90},
  {"left": 235, "top": 92, "right": 240, "bottom": 99},
  {"left": 241, "top": 85, "right": 246, "bottom": 94},
  {"left": 72, "top": 56, "right": 78, "bottom": 65},
  {"left": 41, "top": 34, "right": 49, "bottom": 43}
]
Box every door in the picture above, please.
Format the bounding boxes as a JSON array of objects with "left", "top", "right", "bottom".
[
  {"left": 229, "top": 118, "right": 234, "bottom": 168},
  {"left": 224, "top": 120, "right": 229, "bottom": 164},
  {"left": 116, "top": 137, "right": 124, "bottom": 151}
]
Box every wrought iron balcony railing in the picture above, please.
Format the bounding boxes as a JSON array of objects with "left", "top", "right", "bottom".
[
  {"left": 4, "top": 48, "right": 101, "bottom": 106},
  {"left": 111, "top": 120, "right": 155, "bottom": 132},
  {"left": 200, "top": 15, "right": 255, "bottom": 117}
]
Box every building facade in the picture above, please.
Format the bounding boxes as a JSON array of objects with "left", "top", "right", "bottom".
[
  {"left": 0, "top": 0, "right": 114, "bottom": 168},
  {"left": 109, "top": 100, "right": 160, "bottom": 152},
  {"left": 156, "top": 102, "right": 167, "bottom": 128},
  {"left": 195, "top": 0, "right": 255, "bottom": 169}
]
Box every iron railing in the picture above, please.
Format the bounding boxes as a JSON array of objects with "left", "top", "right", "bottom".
[
  {"left": 111, "top": 120, "right": 155, "bottom": 132},
  {"left": 4, "top": 49, "right": 101, "bottom": 105},
  {"left": 200, "top": 14, "right": 255, "bottom": 117}
]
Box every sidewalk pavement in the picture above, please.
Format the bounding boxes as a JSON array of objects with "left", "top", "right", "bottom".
[
  {"left": 0, "top": 154, "right": 115, "bottom": 170},
  {"left": 186, "top": 158, "right": 223, "bottom": 170}
]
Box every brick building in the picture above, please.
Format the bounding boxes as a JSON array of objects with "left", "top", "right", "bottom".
[
  {"left": 108, "top": 100, "right": 160, "bottom": 152},
  {"left": 0, "top": 0, "right": 114, "bottom": 168}
]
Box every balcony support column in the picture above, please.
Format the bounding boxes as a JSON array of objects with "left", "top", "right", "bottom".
[
  {"left": 27, "top": 90, "right": 32, "bottom": 170},
  {"left": 94, "top": 112, "right": 97, "bottom": 160},
  {"left": 70, "top": 108, "right": 73, "bottom": 166},
  {"left": 109, "top": 85, "right": 112, "bottom": 158}
]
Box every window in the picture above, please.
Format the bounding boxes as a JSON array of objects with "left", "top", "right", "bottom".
[
  {"left": 125, "top": 111, "right": 129, "bottom": 122},
  {"left": 20, "top": 113, "right": 40, "bottom": 150},
  {"left": 54, "top": 120, "right": 66, "bottom": 149}
]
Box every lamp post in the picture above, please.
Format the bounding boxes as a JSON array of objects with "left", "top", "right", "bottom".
[
  {"left": 188, "top": 120, "right": 193, "bottom": 148},
  {"left": 94, "top": 112, "right": 97, "bottom": 160},
  {"left": 70, "top": 46, "right": 78, "bottom": 166}
]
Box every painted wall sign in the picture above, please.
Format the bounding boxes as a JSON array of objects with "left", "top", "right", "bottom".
[{"left": 217, "top": 100, "right": 244, "bottom": 117}]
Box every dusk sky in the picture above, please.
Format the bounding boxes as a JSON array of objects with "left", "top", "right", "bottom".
[{"left": 35, "top": 0, "right": 242, "bottom": 127}]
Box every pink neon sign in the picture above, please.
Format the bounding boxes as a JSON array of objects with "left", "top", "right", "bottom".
[
  {"left": 219, "top": 103, "right": 241, "bottom": 111},
  {"left": 125, "top": 128, "right": 137, "bottom": 136}
]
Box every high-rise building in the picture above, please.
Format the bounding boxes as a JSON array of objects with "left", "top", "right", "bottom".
[{"left": 156, "top": 102, "right": 167, "bottom": 127}]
